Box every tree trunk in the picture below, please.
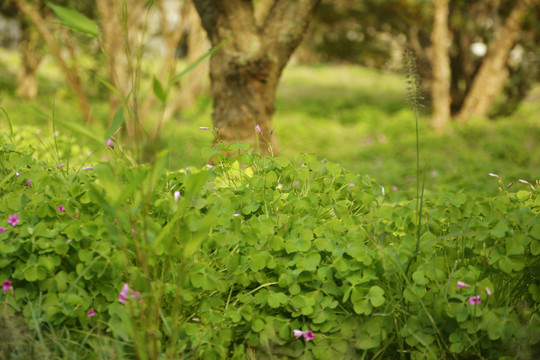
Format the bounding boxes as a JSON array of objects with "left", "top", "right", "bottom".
[
  {"left": 15, "top": 23, "right": 42, "bottom": 99},
  {"left": 457, "top": 0, "right": 531, "bottom": 123},
  {"left": 430, "top": 0, "right": 451, "bottom": 131},
  {"left": 193, "top": 0, "right": 320, "bottom": 155}
]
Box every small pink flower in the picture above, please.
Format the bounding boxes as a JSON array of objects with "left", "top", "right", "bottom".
[
  {"left": 67, "top": 239, "right": 72, "bottom": 243},
  {"left": 199, "top": 126, "right": 210, "bottom": 130},
  {"left": 485, "top": 287, "right": 492, "bottom": 296},
  {"left": 381, "top": 187, "right": 385, "bottom": 196},
  {"left": 232, "top": 214, "right": 241, "bottom": 217},
  {"left": 56, "top": 164, "right": 65, "bottom": 169},
  {"left": 16, "top": 172, "right": 20, "bottom": 177},
  {"left": 131, "top": 291, "right": 142, "bottom": 303},
  {"left": 206, "top": 164, "right": 213, "bottom": 168},
  {"left": 87, "top": 308, "right": 95, "bottom": 317},
  {"left": 82, "top": 166, "right": 93, "bottom": 170},
  {"left": 276, "top": 183, "right": 283, "bottom": 190},
  {"left": 293, "top": 329, "right": 315, "bottom": 342},
  {"left": 7, "top": 214, "right": 20, "bottom": 226},
  {"left": 106, "top": 139, "right": 114, "bottom": 149},
  {"left": 0, "top": 227, "right": 5, "bottom": 234},
  {"left": 303, "top": 330, "right": 315, "bottom": 342},
  {"left": 119, "top": 283, "right": 141, "bottom": 303},
  {"left": 348, "top": 183, "right": 355, "bottom": 188},
  {"left": 119, "top": 283, "right": 130, "bottom": 303},
  {"left": 58, "top": 205, "right": 65, "bottom": 212},
  {"left": 488, "top": 173, "right": 499, "bottom": 178},
  {"left": 2, "top": 280, "right": 12, "bottom": 291},
  {"left": 255, "top": 124, "right": 262, "bottom": 135},
  {"left": 469, "top": 296, "right": 481, "bottom": 305},
  {"left": 27, "top": 179, "right": 32, "bottom": 188},
  {"left": 174, "top": 191, "right": 181, "bottom": 202},
  {"left": 518, "top": 179, "right": 528, "bottom": 184},
  {"left": 507, "top": 182, "right": 514, "bottom": 188},
  {"left": 457, "top": 281, "right": 470, "bottom": 289},
  {"left": 392, "top": 186, "right": 398, "bottom": 191}
]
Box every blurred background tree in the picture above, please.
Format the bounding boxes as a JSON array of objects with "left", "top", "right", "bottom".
[
  {"left": 1, "top": 0, "right": 538, "bottom": 154},
  {"left": 298, "top": 0, "right": 540, "bottom": 126}
]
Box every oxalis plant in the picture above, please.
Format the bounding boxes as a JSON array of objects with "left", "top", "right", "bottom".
[{"left": 1, "top": 35, "right": 540, "bottom": 360}]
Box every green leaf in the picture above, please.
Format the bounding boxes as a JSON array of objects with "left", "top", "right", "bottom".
[
  {"left": 251, "top": 318, "right": 265, "bottom": 332},
  {"left": 153, "top": 76, "right": 167, "bottom": 102},
  {"left": 104, "top": 106, "right": 124, "bottom": 140},
  {"left": 367, "top": 285, "right": 385, "bottom": 307},
  {"left": 48, "top": 4, "right": 99, "bottom": 37}
]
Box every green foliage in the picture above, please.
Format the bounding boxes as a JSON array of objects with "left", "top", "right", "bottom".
[{"left": 1, "top": 135, "right": 539, "bottom": 359}]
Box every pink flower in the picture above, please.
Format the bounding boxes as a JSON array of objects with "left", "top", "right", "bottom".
[
  {"left": 2, "top": 280, "right": 12, "bottom": 291},
  {"left": 303, "top": 330, "right": 315, "bottom": 341},
  {"left": 276, "top": 183, "right": 283, "bottom": 190},
  {"left": 0, "top": 227, "right": 5, "bottom": 234},
  {"left": 119, "top": 283, "right": 141, "bottom": 303},
  {"left": 131, "top": 291, "right": 142, "bottom": 303},
  {"left": 381, "top": 187, "right": 385, "bottom": 196},
  {"left": 255, "top": 124, "right": 262, "bottom": 135},
  {"left": 27, "top": 179, "right": 32, "bottom": 188},
  {"left": 293, "top": 329, "right": 315, "bottom": 342},
  {"left": 488, "top": 173, "right": 499, "bottom": 178},
  {"left": 485, "top": 287, "right": 492, "bottom": 296},
  {"left": 82, "top": 166, "right": 93, "bottom": 170},
  {"left": 518, "top": 179, "right": 528, "bottom": 184},
  {"left": 56, "top": 164, "right": 65, "bottom": 169},
  {"left": 507, "top": 182, "right": 514, "bottom": 188},
  {"left": 206, "top": 164, "right": 213, "bottom": 168},
  {"left": 119, "top": 283, "right": 130, "bottom": 303},
  {"left": 7, "top": 214, "right": 20, "bottom": 226},
  {"left": 67, "top": 239, "right": 72, "bottom": 243},
  {"left": 106, "top": 139, "right": 114, "bottom": 149},
  {"left": 57, "top": 205, "right": 65, "bottom": 212},
  {"left": 457, "top": 281, "right": 470, "bottom": 289},
  {"left": 174, "top": 191, "right": 181, "bottom": 202},
  {"left": 469, "top": 296, "right": 481, "bottom": 305},
  {"left": 87, "top": 308, "right": 95, "bottom": 317},
  {"left": 199, "top": 126, "right": 210, "bottom": 130},
  {"left": 232, "top": 214, "right": 241, "bottom": 217},
  {"left": 16, "top": 172, "right": 20, "bottom": 177}
]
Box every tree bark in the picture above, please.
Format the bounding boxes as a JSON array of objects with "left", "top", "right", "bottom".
[
  {"left": 430, "top": 0, "right": 451, "bottom": 131},
  {"left": 193, "top": 0, "right": 320, "bottom": 155},
  {"left": 457, "top": 0, "right": 531, "bottom": 123}
]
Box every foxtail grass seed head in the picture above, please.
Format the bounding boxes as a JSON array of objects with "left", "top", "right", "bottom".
[{"left": 403, "top": 51, "right": 424, "bottom": 112}]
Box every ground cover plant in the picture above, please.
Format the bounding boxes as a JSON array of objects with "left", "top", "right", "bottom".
[
  {"left": 1, "top": 126, "right": 539, "bottom": 358},
  {"left": 1, "top": 33, "right": 540, "bottom": 358}
]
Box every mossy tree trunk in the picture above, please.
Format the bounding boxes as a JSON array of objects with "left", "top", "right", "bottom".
[{"left": 192, "top": 0, "right": 320, "bottom": 155}]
